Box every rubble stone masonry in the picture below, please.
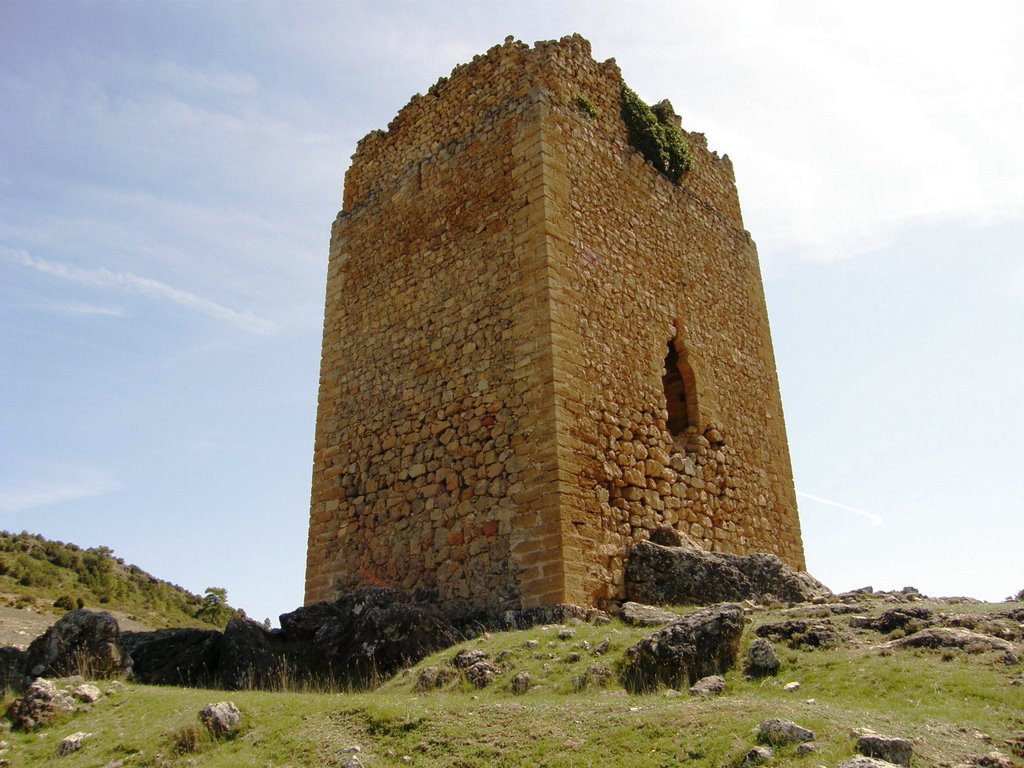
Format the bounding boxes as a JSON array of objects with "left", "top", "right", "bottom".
[{"left": 305, "top": 35, "right": 805, "bottom": 616}]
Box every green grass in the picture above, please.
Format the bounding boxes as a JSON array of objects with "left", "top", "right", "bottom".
[{"left": 5, "top": 598, "right": 1022, "bottom": 767}]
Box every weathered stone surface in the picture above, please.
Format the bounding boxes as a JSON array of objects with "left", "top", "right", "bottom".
[
  {"left": 688, "top": 674, "right": 726, "bottom": 696},
  {"left": 57, "top": 731, "right": 90, "bottom": 756},
  {"left": 746, "top": 638, "right": 780, "bottom": 676},
  {"left": 0, "top": 647, "right": 25, "bottom": 693},
  {"left": 755, "top": 618, "right": 843, "bottom": 649},
  {"left": 219, "top": 619, "right": 281, "bottom": 690},
  {"left": 741, "top": 746, "right": 774, "bottom": 765},
  {"left": 120, "top": 628, "right": 222, "bottom": 686},
  {"left": 198, "top": 701, "right": 242, "bottom": 737},
  {"left": 413, "top": 665, "right": 458, "bottom": 692},
  {"left": 754, "top": 718, "right": 815, "bottom": 746},
  {"left": 620, "top": 603, "right": 744, "bottom": 693},
  {"left": 6, "top": 678, "right": 76, "bottom": 730},
  {"left": 25, "top": 610, "right": 121, "bottom": 679},
  {"left": 71, "top": 683, "right": 101, "bottom": 703},
  {"left": 305, "top": 34, "right": 806, "bottom": 617},
  {"left": 838, "top": 758, "right": 903, "bottom": 768},
  {"left": 882, "top": 628, "right": 1016, "bottom": 654},
  {"left": 620, "top": 602, "right": 678, "bottom": 627},
  {"left": 857, "top": 734, "right": 913, "bottom": 766},
  {"left": 626, "top": 541, "right": 827, "bottom": 607},
  {"left": 849, "top": 607, "right": 934, "bottom": 633},
  {"left": 510, "top": 671, "right": 531, "bottom": 695}
]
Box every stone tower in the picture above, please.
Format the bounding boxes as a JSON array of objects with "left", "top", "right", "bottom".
[{"left": 305, "top": 35, "right": 804, "bottom": 617}]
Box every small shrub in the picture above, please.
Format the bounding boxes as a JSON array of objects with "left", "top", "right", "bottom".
[
  {"left": 620, "top": 85, "right": 693, "bottom": 183},
  {"left": 576, "top": 94, "right": 599, "bottom": 119},
  {"left": 167, "top": 723, "right": 210, "bottom": 756},
  {"left": 53, "top": 595, "right": 77, "bottom": 612}
]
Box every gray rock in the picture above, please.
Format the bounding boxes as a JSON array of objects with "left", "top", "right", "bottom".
[
  {"left": 620, "top": 602, "right": 678, "bottom": 627},
  {"left": 413, "top": 665, "right": 457, "bottom": 692},
  {"left": 219, "top": 619, "right": 281, "bottom": 690},
  {"left": 849, "top": 606, "right": 934, "bottom": 633},
  {"left": 625, "top": 540, "right": 830, "bottom": 606},
  {"left": 452, "top": 648, "right": 488, "bottom": 670},
  {"left": 198, "top": 701, "right": 242, "bottom": 737},
  {"left": 25, "top": 610, "right": 122, "bottom": 679},
  {"left": 838, "top": 758, "right": 903, "bottom": 768},
  {"left": 795, "top": 742, "right": 817, "bottom": 754},
  {"left": 341, "top": 757, "right": 364, "bottom": 768},
  {"left": 511, "top": 671, "right": 531, "bottom": 695},
  {"left": 71, "top": 683, "right": 102, "bottom": 703},
  {"left": 754, "top": 718, "right": 815, "bottom": 746},
  {"left": 857, "top": 734, "right": 913, "bottom": 766},
  {"left": 463, "top": 660, "right": 500, "bottom": 688},
  {"left": 882, "top": 628, "right": 1016, "bottom": 654},
  {"left": 746, "top": 638, "right": 780, "bottom": 676},
  {"left": 6, "top": 678, "right": 77, "bottom": 730},
  {"left": 742, "top": 746, "right": 774, "bottom": 765},
  {"left": 687, "top": 674, "right": 726, "bottom": 696},
  {"left": 755, "top": 618, "right": 843, "bottom": 649},
  {"left": 57, "top": 731, "right": 90, "bottom": 756},
  {"left": 620, "top": 603, "right": 744, "bottom": 693}
]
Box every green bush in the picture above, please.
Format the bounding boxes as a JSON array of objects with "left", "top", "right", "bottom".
[
  {"left": 620, "top": 85, "right": 693, "bottom": 184},
  {"left": 576, "top": 94, "right": 599, "bottom": 119},
  {"left": 53, "top": 594, "right": 77, "bottom": 611}
]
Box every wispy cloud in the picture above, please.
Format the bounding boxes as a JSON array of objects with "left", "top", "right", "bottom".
[
  {"left": 8, "top": 248, "right": 277, "bottom": 335},
  {"left": 41, "top": 301, "right": 126, "bottom": 317},
  {"left": 0, "top": 470, "right": 121, "bottom": 513},
  {"left": 796, "top": 490, "right": 884, "bottom": 526}
]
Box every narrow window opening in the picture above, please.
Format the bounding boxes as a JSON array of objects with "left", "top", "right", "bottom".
[{"left": 663, "top": 339, "right": 698, "bottom": 437}]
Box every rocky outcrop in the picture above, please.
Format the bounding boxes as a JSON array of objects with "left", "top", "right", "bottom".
[
  {"left": 745, "top": 638, "right": 780, "bottom": 676},
  {"left": 6, "top": 678, "right": 76, "bottom": 730},
  {"left": 619, "top": 602, "right": 678, "bottom": 627},
  {"left": 120, "top": 628, "right": 222, "bottom": 686},
  {"left": 754, "top": 718, "right": 815, "bottom": 746},
  {"left": 857, "top": 734, "right": 913, "bottom": 766},
  {"left": 625, "top": 540, "right": 829, "bottom": 606},
  {"left": 620, "top": 603, "right": 744, "bottom": 693},
  {"left": 882, "top": 628, "right": 1017, "bottom": 654},
  {"left": 199, "top": 701, "right": 242, "bottom": 737},
  {"left": 24, "top": 610, "right": 121, "bottom": 679}
]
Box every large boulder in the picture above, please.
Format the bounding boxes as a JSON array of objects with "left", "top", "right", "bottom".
[
  {"left": 24, "top": 609, "right": 121, "bottom": 679},
  {"left": 6, "top": 678, "right": 76, "bottom": 730},
  {"left": 620, "top": 603, "right": 744, "bottom": 693},
  {"left": 625, "top": 540, "right": 829, "bottom": 606},
  {"left": 277, "top": 588, "right": 458, "bottom": 686},
  {"left": 219, "top": 618, "right": 282, "bottom": 690},
  {"left": 0, "top": 646, "right": 26, "bottom": 693},
  {"left": 120, "top": 628, "right": 222, "bottom": 686}
]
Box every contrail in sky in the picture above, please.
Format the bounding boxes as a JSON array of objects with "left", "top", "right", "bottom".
[{"left": 796, "top": 490, "right": 883, "bottom": 526}]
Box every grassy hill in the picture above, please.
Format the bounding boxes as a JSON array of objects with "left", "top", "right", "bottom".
[
  {"left": 3, "top": 594, "right": 1023, "bottom": 767},
  {"left": 0, "top": 530, "right": 242, "bottom": 631}
]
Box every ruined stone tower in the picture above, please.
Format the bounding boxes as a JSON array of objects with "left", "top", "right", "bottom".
[{"left": 305, "top": 35, "right": 804, "bottom": 616}]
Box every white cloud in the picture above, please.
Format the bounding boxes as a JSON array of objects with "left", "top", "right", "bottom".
[
  {"left": 0, "top": 470, "right": 121, "bottom": 513},
  {"left": 8, "top": 248, "right": 277, "bottom": 335},
  {"left": 42, "top": 302, "right": 126, "bottom": 317}
]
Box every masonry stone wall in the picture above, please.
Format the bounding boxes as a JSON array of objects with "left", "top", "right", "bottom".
[{"left": 306, "top": 35, "right": 804, "bottom": 616}]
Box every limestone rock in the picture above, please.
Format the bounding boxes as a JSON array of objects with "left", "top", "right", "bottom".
[
  {"left": 742, "top": 746, "right": 774, "bottom": 765},
  {"left": 838, "top": 758, "right": 904, "bottom": 768},
  {"left": 755, "top": 618, "right": 843, "bottom": 649},
  {"left": 25, "top": 610, "right": 121, "bottom": 679},
  {"left": 6, "top": 678, "right": 76, "bottom": 730},
  {"left": 746, "top": 638, "right": 780, "bottom": 676},
  {"left": 511, "top": 671, "right": 531, "bottom": 695},
  {"left": 620, "top": 603, "right": 744, "bottom": 693},
  {"left": 413, "top": 665, "right": 457, "bottom": 692},
  {"left": 857, "top": 734, "right": 913, "bottom": 766},
  {"left": 687, "top": 674, "right": 725, "bottom": 696},
  {"left": 754, "top": 718, "right": 815, "bottom": 746},
  {"left": 57, "top": 731, "right": 90, "bottom": 756},
  {"left": 619, "top": 602, "right": 678, "bottom": 627},
  {"left": 71, "top": 683, "right": 102, "bottom": 703},
  {"left": 120, "top": 628, "right": 222, "bottom": 686},
  {"left": 882, "top": 628, "right": 1016, "bottom": 654},
  {"left": 198, "top": 701, "right": 242, "bottom": 737},
  {"left": 849, "top": 606, "right": 934, "bottom": 633},
  {"left": 625, "top": 540, "right": 828, "bottom": 607}
]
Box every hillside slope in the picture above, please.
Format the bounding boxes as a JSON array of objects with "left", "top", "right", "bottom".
[
  {"left": 3, "top": 592, "right": 1023, "bottom": 767},
  {"left": 0, "top": 531, "right": 242, "bottom": 633}
]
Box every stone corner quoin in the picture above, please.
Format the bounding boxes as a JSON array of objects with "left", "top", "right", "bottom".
[{"left": 305, "top": 33, "right": 804, "bottom": 618}]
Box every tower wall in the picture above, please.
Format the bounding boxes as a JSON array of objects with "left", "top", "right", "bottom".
[{"left": 306, "top": 35, "right": 804, "bottom": 615}]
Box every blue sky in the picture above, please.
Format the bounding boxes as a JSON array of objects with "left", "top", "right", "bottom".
[{"left": 2, "top": 1, "right": 1021, "bottom": 623}]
